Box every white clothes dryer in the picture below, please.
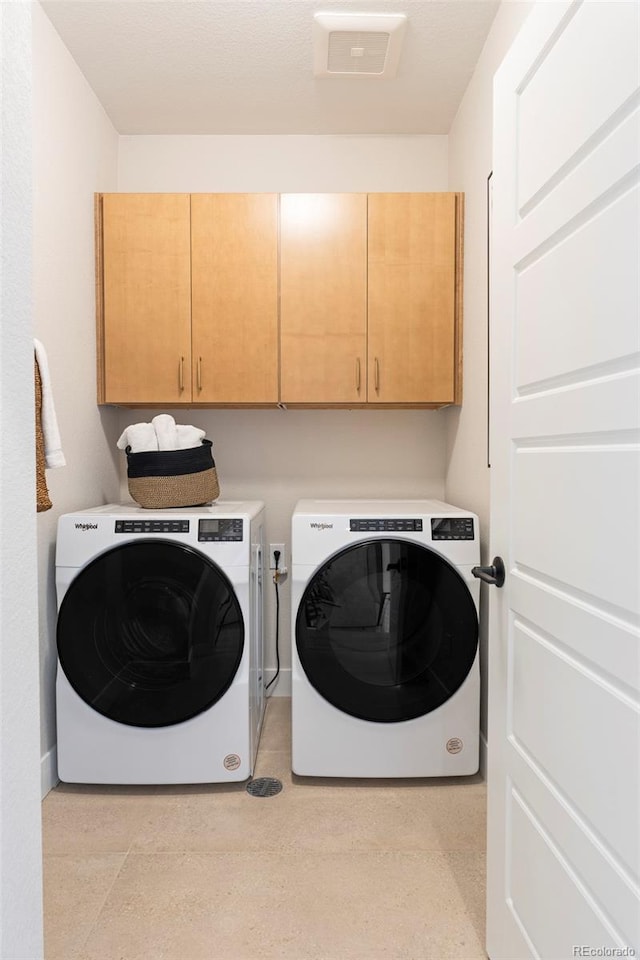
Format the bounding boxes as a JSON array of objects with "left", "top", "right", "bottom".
[
  {"left": 291, "top": 499, "right": 480, "bottom": 777},
  {"left": 55, "top": 501, "right": 266, "bottom": 784}
]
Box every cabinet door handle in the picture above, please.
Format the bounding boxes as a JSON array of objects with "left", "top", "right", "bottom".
[
  {"left": 197, "top": 357, "right": 203, "bottom": 392},
  {"left": 374, "top": 357, "right": 380, "bottom": 393},
  {"left": 355, "top": 358, "right": 361, "bottom": 393},
  {"left": 178, "top": 356, "right": 185, "bottom": 392}
]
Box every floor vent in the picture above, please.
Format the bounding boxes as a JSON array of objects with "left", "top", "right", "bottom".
[{"left": 246, "top": 777, "right": 283, "bottom": 798}]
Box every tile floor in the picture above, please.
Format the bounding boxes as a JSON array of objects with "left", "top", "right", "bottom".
[{"left": 42, "top": 697, "right": 487, "bottom": 960}]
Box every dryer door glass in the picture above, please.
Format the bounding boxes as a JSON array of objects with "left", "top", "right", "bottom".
[
  {"left": 296, "top": 539, "right": 478, "bottom": 722},
  {"left": 57, "top": 540, "right": 244, "bottom": 727}
]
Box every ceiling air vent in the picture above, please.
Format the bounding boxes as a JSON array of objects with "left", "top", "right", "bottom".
[{"left": 313, "top": 12, "right": 407, "bottom": 78}]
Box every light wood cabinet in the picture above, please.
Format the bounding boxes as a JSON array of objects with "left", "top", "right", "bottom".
[
  {"left": 98, "top": 193, "right": 192, "bottom": 404},
  {"left": 368, "top": 193, "right": 461, "bottom": 405},
  {"left": 97, "top": 192, "right": 278, "bottom": 405},
  {"left": 280, "top": 194, "right": 367, "bottom": 404},
  {"left": 191, "top": 194, "right": 278, "bottom": 403},
  {"left": 97, "top": 192, "right": 463, "bottom": 408},
  {"left": 279, "top": 192, "right": 462, "bottom": 406}
]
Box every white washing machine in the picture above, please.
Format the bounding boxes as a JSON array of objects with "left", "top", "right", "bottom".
[
  {"left": 291, "top": 499, "right": 480, "bottom": 778},
  {"left": 55, "top": 501, "right": 266, "bottom": 784}
]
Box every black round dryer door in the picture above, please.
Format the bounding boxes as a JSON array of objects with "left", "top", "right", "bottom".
[
  {"left": 57, "top": 540, "right": 244, "bottom": 727},
  {"left": 296, "top": 539, "right": 478, "bottom": 723}
]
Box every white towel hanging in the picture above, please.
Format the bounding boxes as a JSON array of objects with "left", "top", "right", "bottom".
[{"left": 33, "top": 338, "right": 66, "bottom": 468}]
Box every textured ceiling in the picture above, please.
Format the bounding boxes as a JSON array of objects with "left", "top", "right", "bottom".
[{"left": 40, "top": 0, "right": 500, "bottom": 135}]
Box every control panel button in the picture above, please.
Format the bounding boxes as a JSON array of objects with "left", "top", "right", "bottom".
[
  {"left": 350, "top": 518, "right": 423, "bottom": 532},
  {"left": 114, "top": 520, "right": 190, "bottom": 534}
]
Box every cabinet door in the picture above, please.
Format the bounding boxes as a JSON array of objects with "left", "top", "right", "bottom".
[
  {"left": 280, "top": 194, "right": 367, "bottom": 404},
  {"left": 99, "top": 194, "right": 192, "bottom": 404},
  {"left": 191, "top": 194, "right": 278, "bottom": 403},
  {"left": 368, "top": 193, "right": 459, "bottom": 404}
]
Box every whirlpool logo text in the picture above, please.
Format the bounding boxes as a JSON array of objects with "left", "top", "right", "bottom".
[
  {"left": 309, "top": 522, "right": 333, "bottom": 531},
  {"left": 74, "top": 523, "right": 98, "bottom": 531}
]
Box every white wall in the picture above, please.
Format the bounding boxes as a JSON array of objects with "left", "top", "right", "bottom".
[
  {"left": 32, "top": 3, "right": 120, "bottom": 795},
  {"left": 0, "top": 5, "right": 44, "bottom": 956},
  {"left": 116, "top": 134, "right": 450, "bottom": 692},
  {"left": 118, "top": 134, "right": 448, "bottom": 193},
  {"left": 445, "top": 0, "right": 533, "bottom": 749}
]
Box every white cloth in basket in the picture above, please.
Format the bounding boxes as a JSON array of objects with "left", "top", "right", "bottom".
[
  {"left": 152, "top": 414, "right": 178, "bottom": 451},
  {"left": 176, "top": 424, "right": 206, "bottom": 449},
  {"left": 118, "top": 416, "right": 206, "bottom": 453},
  {"left": 116, "top": 422, "right": 158, "bottom": 453},
  {"left": 152, "top": 415, "right": 205, "bottom": 450}
]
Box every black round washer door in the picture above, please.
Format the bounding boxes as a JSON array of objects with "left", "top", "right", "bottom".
[
  {"left": 296, "top": 539, "right": 478, "bottom": 723},
  {"left": 57, "top": 540, "right": 244, "bottom": 727}
]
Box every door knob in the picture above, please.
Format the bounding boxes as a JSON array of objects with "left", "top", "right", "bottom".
[{"left": 471, "top": 556, "right": 505, "bottom": 588}]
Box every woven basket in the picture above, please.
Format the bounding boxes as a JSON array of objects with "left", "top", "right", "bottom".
[
  {"left": 35, "top": 358, "right": 52, "bottom": 512},
  {"left": 126, "top": 440, "right": 219, "bottom": 509}
]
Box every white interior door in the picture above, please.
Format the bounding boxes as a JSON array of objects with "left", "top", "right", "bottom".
[{"left": 487, "top": 2, "right": 640, "bottom": 958}]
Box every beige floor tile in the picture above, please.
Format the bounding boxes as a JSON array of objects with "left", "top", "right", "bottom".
[
  {"left": 251, "top": 744, "right": 292, "bottom": 782},
  {"left": 142, "top": 780, "right": 248, "bottom": 802},
  {"left": 444, "top": 852, "right": 488, "bottom": 945},
  {"left": 42, "top": 787, "right": 162, "bottom": 856},
  {"left": 52, "top": 782, "right": 167, "bottom": 796},
  {"left": 260, "top": 695, "right": 292, "bottom": 751},
  {"left": 78, "top": 851, "right": 487, "bottom": 960},
  {"left": 43, "top": 853, "right": 126, "bottom": 960},
  {"left": 45, "top": 698, "right": 487, "bottom": 960},
  {"left": 128, "top": 768, "right": 485, "bottom": 855},
  {"left": 255, "top": 744, "right": 486, "bottom": 851}
]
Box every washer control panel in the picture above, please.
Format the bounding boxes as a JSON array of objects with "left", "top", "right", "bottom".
[
  {"left": 431, "top": 517, "right": 475, "bottom": 541},
  {"left": 198, "top": 518, "right": 244, "bottom": 542},
  {"left": 115, "top": 519, "right": 189, "bottom": 534},
  {"left": 350, "top": 518, "right": 423, "bottom": 532}
]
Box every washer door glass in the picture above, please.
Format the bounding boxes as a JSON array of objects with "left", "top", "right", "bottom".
[
  {"left": 57, "top": 540, "right": 244, "bottom": 727},
  {"left": 296, "top": 539, "right": 478, "bottom": 722}
]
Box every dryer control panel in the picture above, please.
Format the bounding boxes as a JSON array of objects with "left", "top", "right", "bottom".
[
  {"left": 431, "top": 517, "right": 475, "bottom": 540},
  {"left": 198, "top": 518, "right": 244, "bottom": 542}
]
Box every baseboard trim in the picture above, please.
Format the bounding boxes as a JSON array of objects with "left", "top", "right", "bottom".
[
  {"left": 41, "top": 745, "right": 59, "bottom": 798},
  {"left": 264, "top": 667, "right": 291, "bottom": 697}
]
